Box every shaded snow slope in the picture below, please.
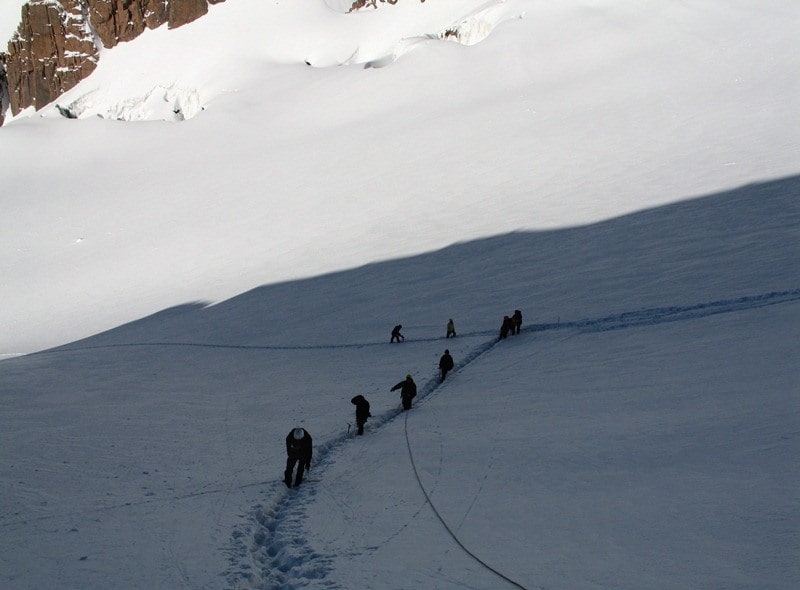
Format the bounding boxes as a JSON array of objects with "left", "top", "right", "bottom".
[
  {"left": 2, "top": 1, "right": 799, "bottom": 355},
  {"left": 291, "top": 305, "right": 798, "bottom": 589},
  {"left": 2, "top": 178, "right": 797, "bottom": 589},
  {"left": 60, "top": 177, "right": 800, "bottom": 352}
]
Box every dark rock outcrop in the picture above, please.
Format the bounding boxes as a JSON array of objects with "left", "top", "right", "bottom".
[
  {"left": 87, "top": 0, "right": 166, "bottom": 48},
  {"left": 4, "top": 0, "right": 97, "bottom": 117},
  {"left": 1, "top": 0, "right": 226, "bottom": 125},
  {"left": 169, "top": 0, "right": 209, "bottom": 30},
  {"left": 0, "top": 53, "right": 7, "bottom": 126},
  {"left": 350, "top": 0, "right": 401, "bottom": 11}
]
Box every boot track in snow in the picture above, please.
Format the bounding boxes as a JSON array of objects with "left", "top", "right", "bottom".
[
  {"left": 224, "top": 288, "right": 799, "bottom": 589},
  {"left": 24, "top": 288, "right": 800, "bottom": 588}
]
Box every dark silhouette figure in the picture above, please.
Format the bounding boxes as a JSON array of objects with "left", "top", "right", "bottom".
[
  {"left": 446, "top": 319, "right": 456, "bottom": 338},
  {"left": 499, "top": 315, "right": 514, "bottom": 339},
  {"left": 351, "top": 395, "right": 371, "bottom": 435},
  {"left": 390, "top": 374, "right": 417, "bottom": 410},
  {"left": 390, "top": 324, "right": 404, "bottom": 343},
  {"left": 439, "top": 349, "right": 454, "bottom": 382},
  {"left": 512, "top": 309, "right": 522, "bottom": 335},
  {"left": 284, "top": 427, "right": 313, "bottom": 488}
]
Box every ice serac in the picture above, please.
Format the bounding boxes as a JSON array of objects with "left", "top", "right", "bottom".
[{"left": 0, "top": 0, "right": 225, "bottom": 124}]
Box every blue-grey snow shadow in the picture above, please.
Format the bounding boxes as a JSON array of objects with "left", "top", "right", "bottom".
[{"left": 46, "top": 175, "right": 800, "bottom": 354}]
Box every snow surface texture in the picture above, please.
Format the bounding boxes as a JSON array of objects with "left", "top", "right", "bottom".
[
  {"left": 1, "top": 0, "right": 799, "bottom": 355},
  {"left": 0, "top": 1, "right": 799, "bottom": 588},
  {"left": 1, "top": 178, "right": 798, "bottom": 590}
]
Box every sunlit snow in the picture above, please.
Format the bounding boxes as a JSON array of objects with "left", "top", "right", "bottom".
[{"left": 0, "top": 1, "right": 798, "bottom": 589}]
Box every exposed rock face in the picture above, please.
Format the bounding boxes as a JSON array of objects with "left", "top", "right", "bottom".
[
  {"left": 1, "top": 0, "right": 225, "bottom": 125},
  {"left": 88, "top": 0, "right": 167, "bottom": 48},
  {"left": 349, "top": 0, "right": 401, "bottom": 11},
  {"left": 87, "top": 0, "right": 212, "bottom": 48},
  {"left": 4, "top": 0, "right": 97, "bottom": 118},
  {"left": 169, "top": 0, "right": 209, "bottom": 30},
  {"left": 0, "top": 54, "right": 7, "bottom": 126}
]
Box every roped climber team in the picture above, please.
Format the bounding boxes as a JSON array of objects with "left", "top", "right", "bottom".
[{"left": 283, "top": 310, "right": 525, "bottom": 487}]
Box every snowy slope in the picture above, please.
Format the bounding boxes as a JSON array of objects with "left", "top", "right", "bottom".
[
  {"left": 1, "top": 0, "right": 799, "bottom": 355},
  {"left": 1, "top": 2, "right": 799, "bottom": 588},
  {"left": 1, "top": 177, "right": 798, "bottom": 589}
]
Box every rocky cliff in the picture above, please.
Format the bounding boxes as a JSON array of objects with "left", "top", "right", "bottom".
[
  {"left": 0, "top": 0, "right": 225, "bottom": 126},
  {"left": 349, "top": 0, "right": 401, "bottom": 10}
]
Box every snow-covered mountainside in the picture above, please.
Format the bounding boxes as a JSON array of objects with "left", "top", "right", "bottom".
[
  {"left": 0, "top": 0, "right": 223, "bottom": 123},
  {"left": 0, "top": 1, "right": 798, "bottom": 588},
  {"left": 1, "top": 177, "right": 797, "bottom": 589},
  {"left": 0, "top": 0, "right": 515, "bottom": 124},
  {"left": 1, "top": 0, "right": 797, "bottom": 356}
]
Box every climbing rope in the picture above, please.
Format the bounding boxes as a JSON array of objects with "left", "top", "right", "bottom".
[{"left": 403, "top": 409, "right": 533, "bottom": 590}]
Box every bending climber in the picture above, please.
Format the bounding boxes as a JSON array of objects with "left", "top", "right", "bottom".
[
  {"left": 284, "top": 427, "right": 312, "bottom": 488},
  {"left": 391, "top": 324, "right": 404, "bottom": 343}
]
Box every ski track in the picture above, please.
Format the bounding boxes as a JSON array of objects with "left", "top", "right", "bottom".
[{"left": 15, "top": 289, "right": 799, "bottom": 589}]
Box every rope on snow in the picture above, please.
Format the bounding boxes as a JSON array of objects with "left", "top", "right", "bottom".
[{"left": 403, "top": 400, "right": 535, "bottom": 590}]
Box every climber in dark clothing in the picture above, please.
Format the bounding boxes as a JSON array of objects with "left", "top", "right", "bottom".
[
  {"left": 390, "top": 324, "right": 404, "bottom": 343},
  {"left": 284, "top": 427, "right": 313, "bottom": 488},
  {"left": 512, "top": 309, "right": 522, "bottom": 335},
  {"left": 439, "top": 349, "right": 454, "bottom": 382},
  {"left": 499, "top": 315, "right": 514, "bottom": 339},
  {"left": 390, "top": 374, "right": 417, "bottom": 410},
  {"left": 351, "top": 395, "right": 371, "bottom": 435}
]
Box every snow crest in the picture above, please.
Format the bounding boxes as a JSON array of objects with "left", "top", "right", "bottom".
[
  {"left": 441, "top": 0, "right": 521, "bottom": 46},
  {"left": 362, "top": 1, "right": 521, "bottom": 68},
  {"left": 322, "top": 0, "right": 355, "bottom": 13}
]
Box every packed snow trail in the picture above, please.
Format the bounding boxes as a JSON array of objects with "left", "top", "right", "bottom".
[
  {"left": 39, "top": 288, "right": 800, "bottom": 355},
  {"left": 224, "top": 288, "right": 800, "bottom": 589},
  {"left": 12, "top": 289, "right": 796, "bottom": 588},
  {"left": 229, "top": 325, "right": 535, "bottom": 589}
]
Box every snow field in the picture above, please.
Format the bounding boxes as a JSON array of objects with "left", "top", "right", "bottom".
[{"left": 0, "top": 0, "right": 798, "bottom": 588}]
